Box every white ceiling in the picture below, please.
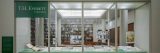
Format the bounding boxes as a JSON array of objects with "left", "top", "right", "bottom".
[
  {"left": 51, "top": 2, "right": 146, "bottom": 24},
  {"left": 51, "top": 2, "right": 81, "bottom": 10},
  {"left": 51, "top": 2, "right": 145, "bottom": 18},
  {"left": 51, "top": 2, "right": 145, "bottom": 10},
  {"left": 51, "top": 2, "right": 114, "bottom": 10},
  {"left": 83, "top": 2, "right": 113, "bottom": 9},
  {"left": 116, "top": 2, "right": 146, "bottom": 9}
]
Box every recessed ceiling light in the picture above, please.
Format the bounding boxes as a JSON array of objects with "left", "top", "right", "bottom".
[
  {"left": 57, "top": 10, "right": 106, "bottom": 18},
  {"left": 58, "top": 10, "right": 81, "bottom": 17},
  {"left": 51, "top": 2, "right": 81, "bottom": 10},
  {"left": 84, "top": 10, "right": 106, "bottom": 17},
  {"left": 84, "top": 2, "right": 113, "bottom": 9}
]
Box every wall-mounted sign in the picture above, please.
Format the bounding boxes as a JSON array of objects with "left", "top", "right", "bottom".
[{"left": 16, "top": 1, "right": 48, "bottom": 18}]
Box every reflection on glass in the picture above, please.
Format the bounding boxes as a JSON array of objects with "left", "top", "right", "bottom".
[{"left": 16, "top": 2, "right": 148, "bottom": 53}]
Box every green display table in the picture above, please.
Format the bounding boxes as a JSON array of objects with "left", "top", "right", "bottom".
[
  {"left": 19, "top": 49, "right": 114, "bottom": 53},
  {"left": 19, "top": 47, "right": 147, "bottom": 53},
  {"left": 118, "top": 50, "right": 146, "bottom": 53}
]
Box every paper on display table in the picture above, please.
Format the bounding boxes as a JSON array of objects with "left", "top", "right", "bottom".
[
  {"left": 26, "top": 44, "right": 34, "bottom": 48},
  {"left": 19, "top": 46, "right": 147, "bottom": 53},
  {"left": 118, "top": 46, "right": 143, "bottom": 52}
]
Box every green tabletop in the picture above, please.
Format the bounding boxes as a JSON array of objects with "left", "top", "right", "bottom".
[{"left": 19, "top": 48, "right": 146, "bottom": 53}]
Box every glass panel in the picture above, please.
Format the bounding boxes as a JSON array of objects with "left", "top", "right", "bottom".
[
  {"left": 16, "top": 18, "right": 49, "bottom": 52},
  {"left": 16, "top": 1, "right": 49, "bottom": 53},
  {"left": 117, "top": 2, "right": 147, "bottom": 53},
  {"left": 51, "top": 2, "right": 83, "bottom": 53},
  {"left": 49, "top": 3, "right": 56, "bottom": 48},
  {"left": 15, "top": 1, "right": 149, "bottom": 53},
  {"left": 83, "top": 2, "right": 115, "bottom": 53},
  {"left": 108, "top": 3, "right": 116, "bottom": 51}
]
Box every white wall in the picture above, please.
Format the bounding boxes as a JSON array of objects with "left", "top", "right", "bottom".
[
  {"left": 16, "top": 18, "right": 31, "bottom": 53},
  {"left": 135, "top": 4, "right": 150, "bottom": 53},
  {"left": 150, "top": 0, "right": 160, "bottom": 53},
  {"left": 1, "top": 0, "right": 160, "bottom": 53},
  {"left": 0, "top": 0, "right": 14, "bottom": 36},
  {"left": 0, "top": 0, "right": 14, "bottom": 53}
]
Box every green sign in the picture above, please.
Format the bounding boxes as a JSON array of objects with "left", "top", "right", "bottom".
[
  {"left": 16, "top": 1, "right": 48, "bottom": 18},
  {"left": 2, "top": 36, "right": 13, "bottom": 53}
]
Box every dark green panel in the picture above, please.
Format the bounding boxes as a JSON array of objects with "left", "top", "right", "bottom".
[
  {"left": 2, "top": 36, "right": 13, "bottom": 53},
  {"left": 15, "top": 1, "right": 48, "bottom": 18}
]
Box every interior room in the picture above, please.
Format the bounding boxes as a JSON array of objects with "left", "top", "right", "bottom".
[{"left": 15, "top": 1, "right": 150, "bottom": 53}]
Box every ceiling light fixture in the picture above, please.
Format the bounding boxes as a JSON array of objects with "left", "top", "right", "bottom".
[{"left": 58, "top": 10, "right": 106, "bottom": 18}]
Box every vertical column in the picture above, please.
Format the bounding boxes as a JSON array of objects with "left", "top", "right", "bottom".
[
  {"left": 120, "top": 10, "right": 128, "bottom": 46},
  {"left": 151, "top": 0, "right": 160, "bottom": 52},
  {"left": 35, "top": 18, "right": 38, "bottom": 46},
  {"left": 35, "top": 18, "right": 40, "bottom": 46},
  {"left": 119, "top": 10, "right": 122, "bottom": 46},
  {"left": 115, "top": 2, "right": 118, "bottom": 51},
  {"left": 48, "top": 2, "right": 51, "bottom": 53},
  {"left": 107, "top": 10, "right": 110, "bottom": 46},
  {"left": 40, "top": 18, "right": 44, "bottom": 46},
  {"left": 0, "top": 0, "right": 14, "bottom": 53},
  {"left": 41, "top": 18, "right": 44, "bottom": 46},
  {"left": 57, "top": 13, "right": 61, "bottom": 46},
  {"left": 55, "top": 10, "right": 58, "bottom": 47},
  {"left": 35, "top": 18, "right": 44, "bottom": 46},
  {"left": 81, "top": 2, "right": 84, "bottom": 53},
  {"left": 101, "top": 18, "right": 106, "bottom": 43}
]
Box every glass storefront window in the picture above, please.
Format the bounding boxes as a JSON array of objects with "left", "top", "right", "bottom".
[{"left": 15, "top": 1, "right": 148, "bottom": 53}]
